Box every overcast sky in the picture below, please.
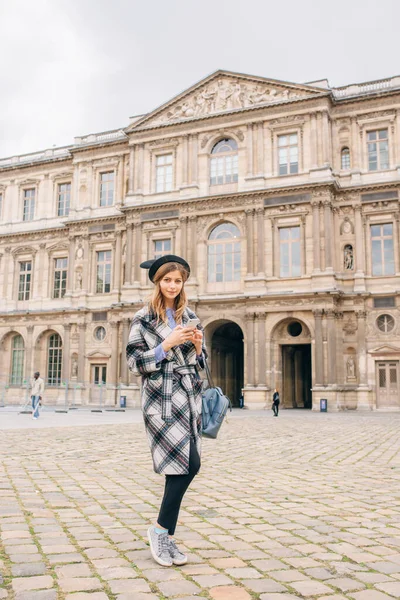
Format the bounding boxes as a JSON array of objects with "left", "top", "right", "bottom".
[{"left": 1, "top": 0, "right": 399, "bottom": 158}]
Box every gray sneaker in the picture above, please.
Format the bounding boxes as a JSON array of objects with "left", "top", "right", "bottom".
[
  {"left": 169, "top": 538, "right": 188, "bottom": 565},
  {"left": 147, "top": 526, "right": 173, "bottom": 567}
]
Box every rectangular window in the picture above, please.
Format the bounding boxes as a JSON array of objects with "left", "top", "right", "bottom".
[
  {"left": 371, "top": 223, "right": 395, "bottom": 276},
  {"left": 367, "top": 129, "right": 389, "bottom": 171},
  {"left": 279, "top": 226, "right": 301, "bottom": 277},
  {"left": 57, "top": 183, "right": 71, "bottom": 216},
  {"left": 99, "top": 172, "right": 114, "bottom": 206},
  {"left": 53, "top": 258, "right": 68, "bottom": 298},
  {"left": 210, "top": 154, "right": 239, "bottom": 185},
  {"left": 154, "top": 238, "right": 172, "bottom": 259},
  {"left": 278, "top": 134, "right": 298, "bottom": 176},
  {"left": 96, "top": 250, "right": 112, "bottom": 293},
  {"left": 156, "top": 154, "right": 173, "bottom": 193},
  {"left": 18, "top": 261, "right": 32, "bottom": 300},
  {"left": 23, "top": 189, "right": 35, "bottom": 221}
]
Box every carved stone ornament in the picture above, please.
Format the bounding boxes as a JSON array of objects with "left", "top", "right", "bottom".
[
  {"left": 340, "top": 217, "right": 354, "bottom": 235},
  {"left": 343, "top": 317, "right": 358, "bottom": 335},
  {"left": 151, "top": 77, "right": 315, "bottom": 124}
]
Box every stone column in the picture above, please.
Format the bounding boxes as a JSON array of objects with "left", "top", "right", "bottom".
[
  {"left": 351, "top": 118, "right": 359, "bottom": 170},
  {"left": 63, "top": 324, "right": 71, "bottom": 382},
  {"left": 78, "top": 324, "right": 86, "bottom": 383},
  {"left": 110, "top": 321, "right": 119, "bottom": 401},
  {"left": 256, "top": 208, "right": 265, "bottom": 274},
  {"left": 137, "top": 144, "right": 144, "bottom": 193},
  {"left": 316, "top": 112, "right": 323, "bottom": 165},
  {"left": 113, "top": 230, "right": 122, "bottom": 292},
  {"left": 189, "top": 216, "right": 197, "bottom": 276},
  {"left": 323, "top": 201, "right": 333, "bottom": 271},
  {"left": 245, "top": 313, "right": 255, "bottom": 385},
  {"left": 257, "top": 122, "right": 264, "bottom": 175},
  {"left": 311, "top": 200, "right": 321, "bottom": 273},
  {"left": 182, "top": 135, "right": 189, "bottom": 186},
  {"left": 120, "top": 318, "right": 130, "bottom": 385},
  {"left": 25, "top": 325, "right": 34, "bottom": 382},
  {"left": 191, "top": 134, "right": 198, "bottom": 183},
  {"left": 179, "top": 216, "right": 187, "bottom": 257},
  {"left": 116, "top": 158, "right": 124, "bottom": 204},
  {"left": 354, "top": 205, "right": 365, "bottom": 273},
  {"left": 124, "top": 223, "right": 133, "bottom": 285},
  {"left": 247, "top": 124, "right": 253, "bottom": 177},
  {"left": 81, "top": 235, "right": 89, "bottom": 293},
  {"left": 2, "top": 247, "right": 11, "bottom": 299},
  {"left": 37, "top": 244, "right": 46, "bottom": 297},
  {"left": 66, "top": 236, "right": 76, "bottom": 295},
  {"left": 128, "top": 145, "right": 135, "bottom": 194},
  {"left": 310, "top": 113, "right": 318, "bottom": 168},
  {"left": 245, "top": 209, "right": 254, "bottom": 275},
  {"left": 356, "top": 310, "right": 368, "bottom": 386},
  {"left": 133, "top": 222, "right": 142, "bottom": 283},
  {"left": 257, "top": 313, "right": 266, "bottom": 385},
  {"left": 313, "top": 309, "right": 324, "bottom": 385},
  {"left": 326, "top": 310, "right": 337, "bottom": 384},
  {"left": 322, "top": 111, "right": 330, "bottom": 165}
]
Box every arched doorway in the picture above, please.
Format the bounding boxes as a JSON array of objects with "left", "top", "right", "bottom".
[
  {"left": 272, "top": 318, "right": 312, "bottom": 409},
  {"left": 207, "top": 321, "right": 244, "bottom": 407}
]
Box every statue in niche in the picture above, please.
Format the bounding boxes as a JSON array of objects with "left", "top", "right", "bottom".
[
  {"left": 346, "top": 356, "right": 356, "bottom": 380},
  {"left": 344, "top": 245, "right": 354, "bottom": 270},
  {"left": 71, "top": 356, "right": 78, "bottom": 379},
  {"left": 75, "top": 270, "right": 83, "bottom": 290}
]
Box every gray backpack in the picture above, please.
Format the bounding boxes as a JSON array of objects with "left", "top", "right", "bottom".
[{"left": 201, "top": 359, "right": 232, "bottom": 439}]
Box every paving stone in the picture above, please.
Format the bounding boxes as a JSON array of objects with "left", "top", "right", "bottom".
[
  {"left": 48, "top": 553, "right": 85, "bottom": 564},
  {"left": 376, "top": 581, "right": 400, "bottom": 596},
  {"left": 0, "top": 591, "right": 7, "bottom": 600},
  {"left": 225, "top": 567, "right": 263, "bottom": 578},
  {"left": 157, "top": 580, "right": 201, "bottom": 597},
  {"left": 209, "top": 587, "right": 252, "bottom": 600},
  {"left": 11, "top": 563, "right": 47, "bottom": 577},
  {"left": 109, "top": 579, "right": 151, "bottom": 594},
  {"left": 191, "top": 574, "right": 233, "bottom": 587},
  {"left": 259, "top": 595, "right": 305, "bottom": 600},
  {"left": 241, "top": 578, "right": 288, "bottom": 593},
  {"left": 96, "top": 567, "right": 138, "bottom": 580},
  {"left": 329, "top": 577, "right": 366, "bottom": 592},
  {"left": 350, "top": 592, "right": 395, "bottom": 600},
  {"left": 290, "top": 580, "right": 333, "bottom": 596},
  {"left": 64, "top": 594, "right": 109, "bottom": 600},
  {"left": 15, "top": 591, "right": 57, "bottom": 600},
  {"left": 55, "top": 564, "right": 93, "bottom": 578},
  {"left": 58, "top": 578, "right": 103, "bottom": 592},
  {"left": 12, "top": 575, "right": 54, "bottom": 593}
]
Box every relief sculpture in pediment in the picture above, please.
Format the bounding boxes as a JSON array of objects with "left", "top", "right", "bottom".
[{"left": 157, "top": 78, "right": 309, "bottom": 124}]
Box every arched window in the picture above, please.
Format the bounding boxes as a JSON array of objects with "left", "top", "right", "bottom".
[
  {"left": 210, "top": 139, "right": 238, "bottom": 185},
  {"left": 341, "top": 147, "right": 350, "bottom": 170},
  {"left": 10, "top": 335, "right": 24, "bottom": 385},
  {"left": 208, "top": 223, "right": 241, "bottom": 282},
  {"left": 47, "top": 333, "right": 62, "bottom": 386}
]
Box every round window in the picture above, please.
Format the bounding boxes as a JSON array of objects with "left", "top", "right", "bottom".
[
  {"left": 376, "top": 314, "right": 395, "bottom": 333},
  {"left": 287, "top": 321, "right": 302, "bottom": 337},
  {"left": 94, "top": 326, "right": 106, "bottom": 341}
]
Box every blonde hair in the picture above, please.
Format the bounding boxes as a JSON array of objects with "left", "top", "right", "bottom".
[{"left": 148, "top": 262, "right": 189, "bottom": 323}]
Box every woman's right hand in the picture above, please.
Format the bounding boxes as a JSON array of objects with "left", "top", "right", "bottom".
[{"left": 162, "top": 325, "right": 195, "bottom": 352}]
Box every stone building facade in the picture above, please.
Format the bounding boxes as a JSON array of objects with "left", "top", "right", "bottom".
[{"left": 1, "top": 69, "right": 400, "bottom": 410}]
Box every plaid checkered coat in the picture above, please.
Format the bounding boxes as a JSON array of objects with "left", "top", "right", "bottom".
[{"left": 126, "top": 306, "right": 207, "bottom": 475}]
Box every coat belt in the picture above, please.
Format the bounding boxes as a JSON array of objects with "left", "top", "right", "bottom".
[{"left": 161, "top": 363, "right": 198, "bottom": 423}]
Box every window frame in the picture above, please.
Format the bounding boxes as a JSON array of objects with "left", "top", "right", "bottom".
[
  {"left": 96, "top": 249, "right": 112, "bottom": 294},
  {"left": 22, "top": 188, "right": 36, "bottom": 221},
  {"left": 10, "top": 334, "right": 25, "bottom": 386},
  {"left": 341, "top": 147, "right": 351, "bottom": 171},
  {"left": 278, "top": 225, "right": 302, "bottom": 278},
  {"left": 207, "top": 222, "right": 242, "bottom": 290},
  {"left": 57, "top": 182, "right": 71, "bottom": 217},
  {"left": 209, "top": 139, "right": 239, "bottom": 186},
  {"left": 367, "top": 128, "right": 389, "bottom": 172},
  {"left": 53, "top": 257, "right": 68, "bottom": 299},
  {"left": 153, "top": 238, "right": 172, "bottom": 259},
  {"left": 277, "top": 133, "right": 299, "bottom": 176},
  {"left": 47, "top": 333, "right": 63, "bottom": 387},
  {"left": 154, "top": 153, "right": 174, "bottom": 194},
  {"left": 370, "top": 222, "right": 396, "bottom": 277},
  {"left": 18, "top": 260, "right": 32, "bottom": 301},
  {"left": 99, "top": 171, "right": 115, "bottom": 207}
]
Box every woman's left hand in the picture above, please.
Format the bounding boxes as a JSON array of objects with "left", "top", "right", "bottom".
[{"left": 192, "top": 328, "right": 203, "bottom": 355}]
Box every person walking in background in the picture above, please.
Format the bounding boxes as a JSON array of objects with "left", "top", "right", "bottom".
[
  {"left": 126, "top": 254, "right": 207, "bottom": 568},
  {"left": 31, "top": 371, "right": 44, "bottom": 419},
  {"left": 272, "top": 388, "right": 280, "bottom": 417}
]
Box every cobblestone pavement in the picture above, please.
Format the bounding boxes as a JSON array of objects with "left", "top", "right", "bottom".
[{"left": 1, "top": 411, "right": 400, "bottom": 600}]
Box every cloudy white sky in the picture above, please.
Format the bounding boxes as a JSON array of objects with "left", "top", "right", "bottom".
[{"left": 0, "top": 0, "right": 399, "bottom": 158}]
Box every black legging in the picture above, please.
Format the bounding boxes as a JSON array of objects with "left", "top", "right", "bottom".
[
  {"left": 273, "top": 402, "right": 279, "bottom": 416},
  {"left": 158, "top": 437, "right": 201, "bottom": 535}
]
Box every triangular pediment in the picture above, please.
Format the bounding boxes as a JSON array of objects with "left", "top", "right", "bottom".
[
  {"left": 86, "top": 351, "right": 111, "bottom": 359},
  {"left": 128, "top": 70, "right": 327, "bottom": 130},
  {"left": 369, "top": 344, "right": 400, "bottom": 355}
]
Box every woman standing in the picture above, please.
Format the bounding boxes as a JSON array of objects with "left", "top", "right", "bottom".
[
  {"left": 126, "top": 255, "right": 206, "bottom": 567},
  {"left": 272, "top": 388, "right": 280, "bottom": 417}
]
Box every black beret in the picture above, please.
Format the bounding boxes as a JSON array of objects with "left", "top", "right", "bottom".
[{"left": 140, "top": 254, "right": 190, "bottom": 282}]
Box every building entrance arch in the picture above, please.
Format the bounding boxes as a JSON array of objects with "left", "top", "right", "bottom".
[{"left": 204, "top": 320, "right": 244, "bottom": 407}]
